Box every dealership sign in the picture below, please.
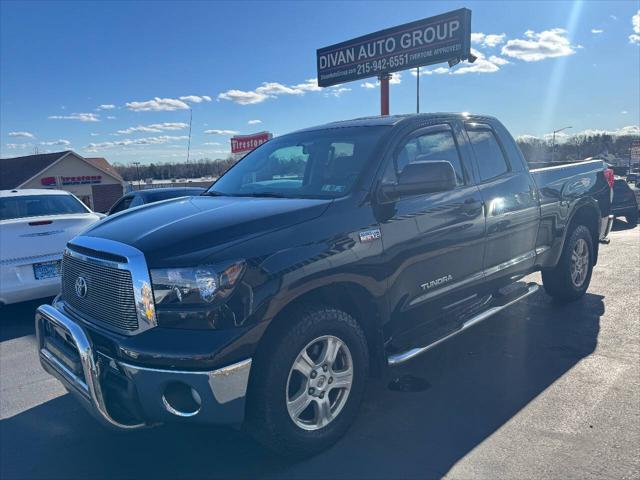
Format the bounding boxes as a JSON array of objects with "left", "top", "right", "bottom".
[
  {"left": 231, "top": 131, "right": 272, "bottom": 154},
  {"left": 41, "top": 175, "right": 102, "bottom": 186},
  {"left": 317, "top": 8, "right": 471, "bottom": 87}
]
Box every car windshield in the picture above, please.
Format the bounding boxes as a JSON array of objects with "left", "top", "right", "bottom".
[
  {"left": 207, "top": 126, "right": 388, "bottom": 199},
  {"left": 0, "top": 194, "right": 89, "bottom": 220}
]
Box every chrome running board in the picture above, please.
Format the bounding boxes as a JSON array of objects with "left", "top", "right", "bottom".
[{"left": 387, "top": 282, "right": 539, "bottom": 366}]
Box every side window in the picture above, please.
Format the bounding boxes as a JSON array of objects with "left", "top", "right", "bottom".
[
  {"left": 391, "top": 129, "right": 465, "bottom": 186},
  {"left": 129, "top": 195, "right": 145, "bottom": 208},
  {"left": 466, "top": 128, "right": 510, "bottom": 182},
  {"left": 109, "top": 196, "right": 133, "bottom": 214}
]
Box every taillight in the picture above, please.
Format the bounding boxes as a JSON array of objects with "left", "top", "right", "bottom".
[{"left": 604, "top": 168, "right": 614, "bottom": 189}]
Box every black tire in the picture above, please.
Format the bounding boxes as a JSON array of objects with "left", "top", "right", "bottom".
[
  {"left": 247, "top": 304, "right": 369, "bottom": 457},
  {"left": 541, "top": 224, "right": 594, "bottom": 302},
  {"left": 625, "top": 210, "right": 638, "bottom": 226}
]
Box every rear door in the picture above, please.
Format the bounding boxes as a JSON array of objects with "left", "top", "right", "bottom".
[
  {"left": 464, "top": 121, "right": 540, "bottom": 289},
  {"left": 378, "top": 122, "right": 486, "bottom": 347}
]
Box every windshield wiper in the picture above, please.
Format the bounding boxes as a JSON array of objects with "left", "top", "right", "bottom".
[{"left": 201, "top": 190, "right": 227, "bottom": 196}]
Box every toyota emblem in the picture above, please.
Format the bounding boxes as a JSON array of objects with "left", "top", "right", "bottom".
[{"left": 75, "top": 276, "right": 88, "bottom": 298}]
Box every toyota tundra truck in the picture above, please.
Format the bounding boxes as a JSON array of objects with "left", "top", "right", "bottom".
[{"left": 36, "top": 113, "right": 614, "bottom": 456}]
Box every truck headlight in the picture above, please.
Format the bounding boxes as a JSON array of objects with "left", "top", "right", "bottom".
[{"left": 151, "top": 261, "right": 245, "bottom": 306}]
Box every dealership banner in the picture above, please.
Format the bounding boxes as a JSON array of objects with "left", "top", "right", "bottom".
[
  {"left": 316, "top": 8, "right": 471, "bottom": 87},
  {"left": 231, "top": 131, "right": 272, "bottom": 154}
]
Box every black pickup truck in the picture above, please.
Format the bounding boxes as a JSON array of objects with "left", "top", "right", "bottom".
[{"left": 36, "top": 113, "right": 614, "bottom": 455}]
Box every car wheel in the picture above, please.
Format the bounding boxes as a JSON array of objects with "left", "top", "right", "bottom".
[
  {"left": 247, "top": 304, "right": 369, "bottom": 457},
  {"left": 541, "top": 224, "right": 594, "bottom": 302}
]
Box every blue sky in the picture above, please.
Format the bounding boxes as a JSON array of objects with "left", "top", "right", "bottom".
[{"left": 1, "top": 0, "right": 639, "bottom": 165}]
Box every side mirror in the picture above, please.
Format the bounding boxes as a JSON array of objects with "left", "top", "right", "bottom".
[{"left": 381, "top": 160, "right": 457, "bottom": 200}]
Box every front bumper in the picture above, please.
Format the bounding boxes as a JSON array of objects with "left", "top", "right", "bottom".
[{"left": 35, "top": 303, "right": 252, "bottom": 430}]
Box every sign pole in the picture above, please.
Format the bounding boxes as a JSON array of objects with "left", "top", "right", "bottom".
[
  {"left": 379, "top": 73, "right": 391, "bottom": 116},
  {"left": 416, "top": 67, "right": 420, "bottom": 114}
]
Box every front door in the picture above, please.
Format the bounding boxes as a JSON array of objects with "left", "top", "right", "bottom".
[{"left": 376, "top": 123, "right": 485, "bottom": 349}]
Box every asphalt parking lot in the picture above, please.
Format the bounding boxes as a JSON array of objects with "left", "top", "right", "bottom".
[{"left": 1, "top": 222, "right": 638, "bottom": 480}]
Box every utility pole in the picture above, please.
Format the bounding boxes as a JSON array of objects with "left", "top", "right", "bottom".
[
  {"left": 416, "top": 67, "right": 420, "bottom": 114},
  {"left": 132, "top": 161, "right": 141, "bottom": 190},
  {"left": 551, "top": 126, "right": 572, "bottom": 162},
  {"left": 186, "top": 108, "right": 192, "bottom": 177}
]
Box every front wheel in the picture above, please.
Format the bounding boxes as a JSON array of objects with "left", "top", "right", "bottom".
[
  {"left": 542, "top": 224, "right": 594, "bottom": 302},
  {"left": 247, "top": 305, "right": 369, "bottom": 457}
]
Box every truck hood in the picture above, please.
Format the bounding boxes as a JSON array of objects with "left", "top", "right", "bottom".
[{"left": 83, "top": 195, "right": 332, "bottom": 266}]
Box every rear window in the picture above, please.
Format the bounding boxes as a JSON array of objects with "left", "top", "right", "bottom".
[{"left": 0, "top": 194, "right": 88, "bottom": 220}]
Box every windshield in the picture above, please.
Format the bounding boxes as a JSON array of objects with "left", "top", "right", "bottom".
[
  {"left": 207, "top": 126, "right": 388, "bottom": 199},
  {"left": 0, "top": 194, "right": 89, "bottom": 220}
]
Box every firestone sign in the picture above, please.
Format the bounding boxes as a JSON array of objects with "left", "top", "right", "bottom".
[
  {"left": 316, "top": 8, "right": 471, "bottom": 87},
  {"left": 41, "top": 175, "right": 102, "bottom": 186},
  {"left": 231, "top": 131, "right": 272, "bottom": 154}
]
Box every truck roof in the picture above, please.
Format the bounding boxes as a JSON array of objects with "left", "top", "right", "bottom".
[
  {"left": 296, "top": 112, "right": 499, "bottom": 132},
  {"left": 0, "top": 188, "right": 72, "bottom": 198}
]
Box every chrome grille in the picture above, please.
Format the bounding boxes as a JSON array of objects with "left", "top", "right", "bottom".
[{"left": 61, "top": 253, "right": 139, "bottom": 332}]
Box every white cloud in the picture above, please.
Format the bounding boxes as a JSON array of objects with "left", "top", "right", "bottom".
[
  {"left": 203, "top": 141, "right": 222, "bottom": 146},
  {"left": 179, "top": 95, "right": 212, "bottom": 103},
  {"left": 359, "top": 72, "right": 401, "bottom": 88},
  {"left": 8, "top": 131, "right": 35, "bottom": 138},
  {"left": 41, "top": 139, "right": 71, "bottom": 146},
  {"left": 49, "top": 112, "right": 100, "bottom": 122},
  {"left": 247, "top": 119, "right": 262, "bottom": 125},
  {"left": 204, "top": 129, "right": 239, "bottom": 135},
  {"left": 621, "top": 110, "right": 629, "bottom": 114},
  {"left": 471, "top": 32, "right": 506, "bottom": 48},
  {"left": 106, "top": 116, "right": 116, "bottom": 120},
  {"left": 126, "top": 97, "right": 190, "bottom": 111},
  {"left": 629, "top": 10, "right": 640, "bottom": 44},
  {"left": 85, "top": 135, "right": 188, "bottom": 151},
  {"left": 501, "top": 28, "right": 578, "bottom": 62},
  {"left": 5, "top": 143, "right": 30, "bottom": 149},
  {"left": 412, "top": 49, "right": 508, "bottom": 75},
  {"left": 591, "top": 28, "right": 604, "bottom": 34},
  {"left": 90, "top": 133, "right": 100, "bottom": 136},
  {"left": 117, "top": 122, "right": 189, "bottom": 134},
  {"left": 217, "top": 78, "right": 323, "bottom": 105},
  {"left": 610, "top": 15, "right": 618, "bottom": 21},
  {"left": 325, "top": 87, "right": 351, "bottom": 98},
  {"left": 97, "top": 104, "right": 115, "bottom": 110}
]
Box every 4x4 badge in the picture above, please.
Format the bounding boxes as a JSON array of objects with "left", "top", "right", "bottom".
[{"left": 359, "top": 228, "right": 381, "bottom": 243}]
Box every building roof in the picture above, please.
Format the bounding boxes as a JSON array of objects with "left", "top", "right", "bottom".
[
  {"left": 85, "top": 157, "right": 123, "bottom": 181},
  {"left": 0, "top": 151, "right": 71, "bottom": 190},
  {"left": 0, "top": 151, "right": 123, "bottom": 189}
]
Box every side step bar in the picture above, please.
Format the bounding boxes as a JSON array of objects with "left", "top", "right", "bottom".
[{"left": 387, "top": 282, "right": 539, "bottom": 366}]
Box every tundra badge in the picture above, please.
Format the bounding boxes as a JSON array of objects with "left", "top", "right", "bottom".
[{"left": 421, "top": 274, "right": 453, "bottom": 290}]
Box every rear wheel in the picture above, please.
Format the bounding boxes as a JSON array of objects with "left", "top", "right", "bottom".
[
  {"left": 542, "top": 224, "right": 594, "bottom": 302},
  {"left": 247, "top": 305, "right": 368, "bottom": 457}
]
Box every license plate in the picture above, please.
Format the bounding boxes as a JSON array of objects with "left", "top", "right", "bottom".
[{"left": 33, "top": 260, "right": 61, "bottom": 280}]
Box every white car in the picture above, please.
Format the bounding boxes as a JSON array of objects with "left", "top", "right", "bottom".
[{"left": 0, "top": 189, "right": 104, "bottom": 305}]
